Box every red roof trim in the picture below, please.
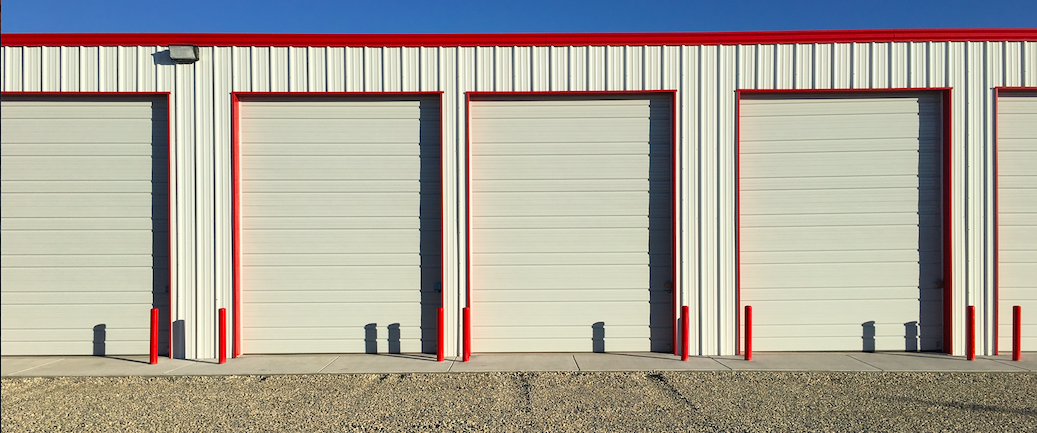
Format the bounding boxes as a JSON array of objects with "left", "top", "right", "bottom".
[{"left": 2, "top": 29, "right": 1034, "bottom": 47}]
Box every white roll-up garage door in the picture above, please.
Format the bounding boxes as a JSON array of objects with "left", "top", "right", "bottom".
[
  {"left": 238, "top": 96, "right": 440, "bottom": 354},
  {"left": 1, "top": 95, "right": 169, "bottom": 356},
  {"left": 739, "top": 92, "right": 944, "bottom": 352},
  {"left": 997, "top": 91, "right": 1036, "bottom": 352},
  {"left": 469, "top": 95, "right": 673, "bottom": 353}
]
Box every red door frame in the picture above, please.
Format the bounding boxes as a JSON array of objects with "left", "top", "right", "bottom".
[
  {"left": 0, "top": 91, "right": 174, "bottom": 357},
  {"left": 735, "top": 87, "right": 954, "bottom": 354},
  {"left": 464, "top": 90, "right": 681, "bottom": 357},
  {"left": 230, "top": 91, "right": 445, "bottom": 357}
]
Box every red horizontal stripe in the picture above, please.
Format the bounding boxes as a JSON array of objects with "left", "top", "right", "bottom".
[{"left": 2, "top": 29, "right": 1034, "bottom": 47}]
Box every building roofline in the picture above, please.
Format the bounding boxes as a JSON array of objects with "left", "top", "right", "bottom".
[{"left": 2, "top": 28, "right": 1034, "bottom": 47}]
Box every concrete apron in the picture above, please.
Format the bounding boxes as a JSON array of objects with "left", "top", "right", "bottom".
[{"left": 2, "top": 352, "right": 1034, "bottom": 377}]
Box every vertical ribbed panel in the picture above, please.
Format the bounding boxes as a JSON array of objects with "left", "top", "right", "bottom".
[
  {"left": 214, "top": 46, "right": 234, "bottom": 358},
  {"left": 2, "top": 36, "right": 1031, "bottom": 357}
]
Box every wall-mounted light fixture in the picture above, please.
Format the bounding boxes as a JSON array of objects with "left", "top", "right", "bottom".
[{"left": 169, "top": 45, "right": 200, "bottom": 64}]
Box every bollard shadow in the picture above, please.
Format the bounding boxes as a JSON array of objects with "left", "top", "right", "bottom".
[
  {"left": 171, "top": 320, "right": 186, "bottom": 359},
  {"left": 905, "top": 321, "right": 920, "bottom": 352},
  {"left": 93, "top": 324, "right": 106, "bottom": 356},
  {"left": 388, "top": 323, "right": 401, "bottom": 354},
  {"left": 862, "top": 321, "right": 876, "bottom": 352},
  {"left": 365, "top": 324, "right": 378, "bottom": 354},
  {"left": 592, "top": 322, "right": 605, "bottom": 353}
]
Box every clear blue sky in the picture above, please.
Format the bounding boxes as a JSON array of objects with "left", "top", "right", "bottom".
[{"left": 2, "top": 0, "right": 1034, "bottom": 34}]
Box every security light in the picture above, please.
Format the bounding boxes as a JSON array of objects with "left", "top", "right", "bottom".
[{"left": 168, "top": 45, "right": 199, "bottom": 64}]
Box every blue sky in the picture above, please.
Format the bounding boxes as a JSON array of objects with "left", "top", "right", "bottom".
[{"left": 2, "top": 0, "right": 1034, "bottom": 34}]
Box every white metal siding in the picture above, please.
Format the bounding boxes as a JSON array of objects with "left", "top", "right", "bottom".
[
  {"left": 997, "top": 91, "right": 1037, "bottom": 352},
  {"left": 469, "top": 95, "right": 672, "bottom": 352},
  {"left": 740, "top": 93, "right": 944, "bottom": 352},
  {"left": 2, "top": 39, "right": 1032, "bottom": 358},
  {"left": 238, "top": 96, "right": 440, "bottom": 354},
  {"left": 0, "top": 96, "right": 169, "bottom": 356}
]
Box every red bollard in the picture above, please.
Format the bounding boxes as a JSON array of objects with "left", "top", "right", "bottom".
[
  {"left": 150, "top": 308, "right": 159, "bottom": 365},
  {"left": 966, "top": 306, "right": 975, "bottom": 361},
  {"left": 1013, "top": 306, "right": 1022, "bottom": 361},
  {"left": 462, "top": 307, "right": 471, "bottom": 362},
  {"left": 437, "top": 307, "right": 445, "bottom": 362},
  {"left": 744, "top": 305, "right": 753, "bottom": 361},
  {"left": 681, "top": 306, "right": 690, "bottom": 361},
  {"left": 218, "top": 308, "right": 227, "bottom": 364}
]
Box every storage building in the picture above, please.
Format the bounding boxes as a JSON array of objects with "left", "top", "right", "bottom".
[{"left": 1, "top": 29, "right": 1034, "bottom": 360}]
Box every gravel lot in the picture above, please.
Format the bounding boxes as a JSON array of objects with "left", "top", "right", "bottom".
[{"left": 2, "top": 371, "right": 1035, "bottom": 432}]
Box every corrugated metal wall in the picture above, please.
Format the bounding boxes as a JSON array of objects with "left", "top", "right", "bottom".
[{"left": 2, "top": 40, "right": 1035, "bottom": 358}]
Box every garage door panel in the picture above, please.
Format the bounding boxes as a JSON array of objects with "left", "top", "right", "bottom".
[
  {"left": 472, "top": 265, "right": 650, "bottom": 290},
  {"left": 474, "top": 142, "right": 668, "bottom": 157},
  {"left": 740, "top": 188, "right": 939, "bottom": 212},
  {"left": 0, "top": 119, "right": 156, "bottom": 144},
  {"left": 243, "top": 339, "right": 423, "bottom": 355},
  {"left": 998, "top": 92, "right": 1037, "bottom": 351},
  {"left": 472, "top": 193, "right": 665, "bottom": 217},
  {"left": 240, "top": 97, "right": 438, "bottom": 354},
  {"left": 475, "top": 288, "right": 664, "bottom": 303},
  {"left": 741, "top": 175, "right": 939, "bottom": 192},
  {"left": 1000, "top": 188, "right": 1037, "bottom": 212},
  {"left": 1, "top": 304, "right": 152, "bottom": 328},
  {"left": 473, "top": 252, "right": 657, "bottom": 266},
  {"left": 742, "top": 287, "right": 943, "bottom": 302},
  {"left": 742, "top": 225, "right": 941, "bottom": 251},
  {"left": 242, "top": 201, "right": 418, "bottom": 218},
  {"left": 472, "top": 338, "right": 651, "bottom": 353},
  {"left": 244, "top": 326, "right": 429, "bottom": 342},
  {"left": 741, "top": 262, "right": 937, "bottom": 288},
  {"left": 473, "top": 303, "right": 651, "bottom": 325},
  {"left": 1, "top": 143, "right": 158, "bottom": 157},
  {"left": 241, "top": 156, "right": 420, "bottom": 179},
  {"left": 741, "top": 117, "right": 936, "bottom": 141},
  {"left": 1, "top": 97, "right": 168, "bottom": 356},
  {"left": 243, "top": 267, "right": 418, "bottom": 290},
  {"left": 472, "top": 325, "right": 650, "bottom": 340},
  {"left": 472, "top": 99, "right": 652, "bottom": 117},
  {"left": 741, "top": 249, "right": 932, "bottom": 264},
  {"left": 241, "top": 119, "right": 419, "bottom": 141},
  {"left": 1000, "top": 263, "right": 1037, "bottom": 288},
  {"left": 243, "top": 143, "right": 420, "bottom": 157},
  {"left": 1, "top": 290, "right": 153, "bottom": 305},
  {"left": 474, "top": 156, "right": 658, "bottom": 180},
  {"left": 0, "top": 341, "right": 150, "bottom": 356},
  {"left": 2, "top": 156, "right": 157, "bottom": 180},
  {"left": 1, "top": 267, "right": 154, "bottom": 292},
  {"left": 742, "top": 152, "right": 937, "bottom": 178},
  {"left": 473, "top": 179, "right": 667, "bottom": 194},
  {"left": 748, "top": 300, "right": 935, "bottom": 324},
  {"left": 998, "top": 150, "right": 1037, "bottom": 170},
  {"left": 999, "top": 224, "right": 1037, "bottom": 247},
  {"left": 2, "top": 230, "right": 154, "bottom": 254},
  {"left": 741, "top": 213, "right": 930, "bottom": 228},
  {"left": 473, "top": 215, "right": 662, "bottom": 230},
  {"left": 471, "top": 228, "right": 659, "bottom": 254},
  {"left": 473, "top": 118, "right": 650, "bottom": 142},
  {"left": 243, "top": 304, "right": 419, "bottom": 327},
  {"left": 740, "top": 93, "right": 943, "bottom": 352},
  {"left": 740, "top": 137, "right": 930, "bottom": 154},
  {"left": 469, "top": 96, "right": 672, "bottom": 353}
]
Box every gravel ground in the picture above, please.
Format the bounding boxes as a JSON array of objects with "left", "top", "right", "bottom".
[{"left": 2, "top": 371, "right": 1035, "bottom": 432}]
